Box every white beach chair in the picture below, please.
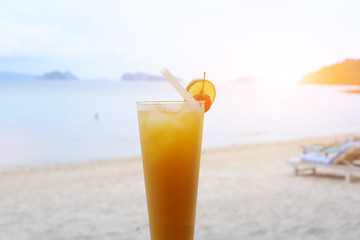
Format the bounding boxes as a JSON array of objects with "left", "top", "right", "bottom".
[{"left": 287, "top": 141, "right": 360, "bottom": 182}]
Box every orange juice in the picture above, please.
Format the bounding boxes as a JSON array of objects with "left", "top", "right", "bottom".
[{"left": 137, "top": 101, "right": 204, "bottom": 240}]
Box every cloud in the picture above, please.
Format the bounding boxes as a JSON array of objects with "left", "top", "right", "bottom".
[
  {"left": 0, "top": 21, "right": 71, "bottom": 55},
  {"left": 0, "top": 20, "right": 128, "bottom": 57}
]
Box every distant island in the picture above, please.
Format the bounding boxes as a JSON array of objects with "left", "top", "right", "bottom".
[
  {"left": 0, "top": 70, "right": 79, "bottom": 80},
  {"left": 0, "top": 71, "right": 35, "bottom": 80},
  {"left": 299, "top": 59, "right": 360, "bottom": 85},
  {"left": 121, "top": 72, "right": 165, "bottom": 81},
  {"left": 36, "top": 71, "right": 79, "bottom": 80}
]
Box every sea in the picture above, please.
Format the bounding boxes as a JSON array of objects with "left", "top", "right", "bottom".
[{"left": 1, "top": 79, "right": 360, "bottom": 170}]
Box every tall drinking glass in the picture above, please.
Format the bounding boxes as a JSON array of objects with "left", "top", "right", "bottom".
[{"left": 137, "top": 101, "right": 205, "bottom": 240}]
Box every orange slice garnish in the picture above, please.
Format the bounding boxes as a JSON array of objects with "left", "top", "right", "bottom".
[{"left": 186, "top": 72, "right": 216, "bottom": 112}]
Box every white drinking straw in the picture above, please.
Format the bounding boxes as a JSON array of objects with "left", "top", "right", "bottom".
[{"left": 160, "top": 68, "right": 196, "bottom": 102}]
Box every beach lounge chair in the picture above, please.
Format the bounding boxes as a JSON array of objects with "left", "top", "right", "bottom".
[
  {"left": 302, "top": 136, "right": 354, "bottom": 155},
  {"left": 287, "top": 141, "right": 360, "bottom": 182}
]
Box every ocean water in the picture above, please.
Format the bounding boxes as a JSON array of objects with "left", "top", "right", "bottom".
[{"left": 1, "top": 80, "right": 360, "bottom": 170}]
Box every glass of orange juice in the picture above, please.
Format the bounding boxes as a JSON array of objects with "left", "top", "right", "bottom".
[{"left": 137, "top": 101, "right": 205, "bottom": 240}]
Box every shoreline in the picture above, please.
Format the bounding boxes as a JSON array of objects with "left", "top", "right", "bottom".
[
  {"left": 1, "top": 133, "right": 358, "bottom": 175},
  {"left": 343, "top": 89, "right": 360, "bottom": 94}
]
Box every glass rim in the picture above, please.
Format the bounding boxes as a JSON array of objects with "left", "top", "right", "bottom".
[
  {"left": 137, "top": 101, "right": 204, "bottom": 105},
  {"left": 137, "top": 101, "right": 205, "bottom": 112}
]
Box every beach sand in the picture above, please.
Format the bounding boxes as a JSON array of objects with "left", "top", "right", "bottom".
[{"left": 1, "top": 135, "right": 360, "bottom": 240}]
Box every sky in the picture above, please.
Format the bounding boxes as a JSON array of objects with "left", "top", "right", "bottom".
[{"left": 1, "top": 0, "right": 360, "bottom": 83}]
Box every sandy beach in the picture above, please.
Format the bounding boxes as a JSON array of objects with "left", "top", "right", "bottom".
[{"left": 1, "top": 134, "right": 360, "bottom": 240}]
